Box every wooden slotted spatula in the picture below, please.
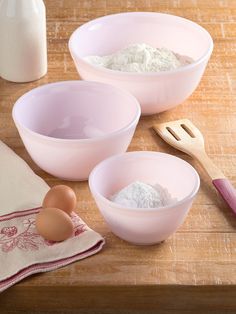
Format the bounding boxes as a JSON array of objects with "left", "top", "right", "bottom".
[{"left": 153, "top": 119, "right": 236, "bottom": 215}]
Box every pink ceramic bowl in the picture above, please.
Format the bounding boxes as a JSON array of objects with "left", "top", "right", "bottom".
[
  {"left": 12, "top": 81, "right": 141, "bottom": 180},
  {"left": 69, "top": 12, "right": 213, "bottom": 115},
  {"left": 89, "top": 151, "right": 200, "bottom": 245}
]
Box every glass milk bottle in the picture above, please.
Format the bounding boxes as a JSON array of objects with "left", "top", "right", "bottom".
[{"left": 0, "top": 0, "right": 47, "bottom": 82}]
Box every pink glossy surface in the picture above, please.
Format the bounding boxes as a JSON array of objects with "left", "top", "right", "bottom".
[
  {"left": 12, "top": 81, "right": 140, "bottom": 180},
  {"left": 213, "top": 178, "right": 236, "bottom": 215},
  {"left": 89, "top": 151, "right": 200, "bottom": 245},
  {"left": 69, "top": 12, "right": 213, "bottom": 115}
]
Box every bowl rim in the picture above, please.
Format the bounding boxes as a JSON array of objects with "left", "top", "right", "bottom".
[
  {"left": 12, "top": 80, "right": 141, "bottom": 143},
  {"left": 89, "top": 151, "right": 200, "bottom": 212},
  {"left": 69, "top": 11, "right": 214, "bottom": 78}
]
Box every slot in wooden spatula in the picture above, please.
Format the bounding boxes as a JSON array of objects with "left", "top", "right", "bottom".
[{"left": 153, "top": 119, "right": 236, "bottom": 215}]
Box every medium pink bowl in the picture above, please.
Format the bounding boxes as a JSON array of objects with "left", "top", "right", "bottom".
[
  {"left": 89, "top": 151, "right": 200, "bottom": 245},
  {"left": 69, "top": 12, "right": 213, "bottom": 115},
  {"left": 12, "top": 81, "right": 141, "bottom": 181}
]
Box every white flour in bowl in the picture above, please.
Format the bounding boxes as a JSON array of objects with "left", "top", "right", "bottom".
[
  {"left": 84, "top": 43, "right": 194, "bottom": 73},
  {"left": 110, "top": 181, "right": 176, "bottom": 209}
]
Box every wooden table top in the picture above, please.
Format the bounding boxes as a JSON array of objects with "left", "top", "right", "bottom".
[{"left": 1, "top": 0, "right": 236, "bottom": 313}]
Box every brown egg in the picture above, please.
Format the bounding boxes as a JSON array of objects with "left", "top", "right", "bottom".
[
  {"left": 36, "top": 207, "right": 74, "bottom": 242},
  {"left": 42, "top": 185, "right": 77, "bottom": 215}
]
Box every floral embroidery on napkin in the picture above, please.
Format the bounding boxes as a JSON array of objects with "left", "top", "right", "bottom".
[{"left": 0, "top": 212, "right": 87, "bottom": 253}]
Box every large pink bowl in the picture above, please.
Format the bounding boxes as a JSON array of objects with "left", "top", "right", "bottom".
[
  {"left": 69, "top": 12, "right": 213, "bottom": 115},
  {"left": 12, "top": 81, "right": 141, "bottom": 181},
  {"left": 89, "top": 151, "right": 200, "bottom": 245}
]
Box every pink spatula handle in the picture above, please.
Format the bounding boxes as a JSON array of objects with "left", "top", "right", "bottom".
[{"left": 212, "top": 178, "right": 236, "bottom": 215}]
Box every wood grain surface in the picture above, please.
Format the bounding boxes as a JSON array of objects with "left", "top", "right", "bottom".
[{"left": 0, "top": 0, "right": 236, "bottom": 313}]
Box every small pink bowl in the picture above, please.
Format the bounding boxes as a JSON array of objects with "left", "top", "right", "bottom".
[
  {"left": 89, "top": 151, "right": 200, "bottom": 245},
  {"left": 69, "top": 12, "right": 213, "bottom": 115},
  {"left": 12, "top": 81, "right": 140, "bottom": 180}
]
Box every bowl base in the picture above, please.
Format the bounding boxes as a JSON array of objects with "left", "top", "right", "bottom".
[
  {"left": 57, "top": 176, "right": 88, "bottom": 182},
  {"left": 123, "top": 239, "right": 165, "bottom": 246}
]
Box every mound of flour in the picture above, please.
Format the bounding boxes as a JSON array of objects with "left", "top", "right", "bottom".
[
  {"left": 84, "top": 43, "right": 193, "bottom": 72},
  {"left": 110, "top": 181, "right": 176, "bottom": 209}
]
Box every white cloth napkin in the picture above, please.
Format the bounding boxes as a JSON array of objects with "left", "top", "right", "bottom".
[{"left": 0, "top": 141, "right": 105, "bottom": 292}]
